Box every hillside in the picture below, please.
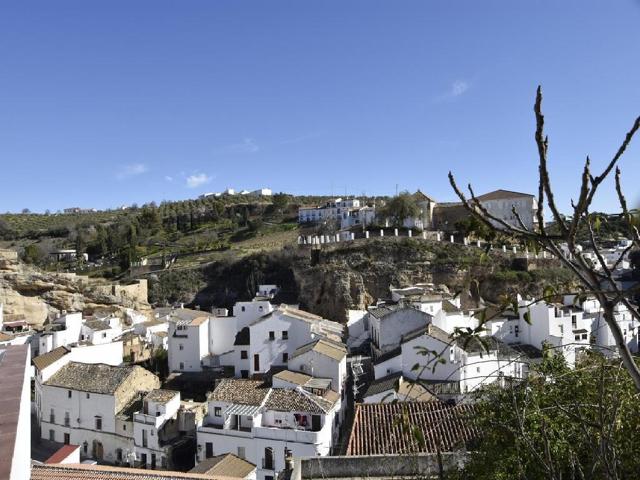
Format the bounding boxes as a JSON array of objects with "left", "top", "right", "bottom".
[
  {"left": 148, "top": 237, "right": 577, "bottom": 322},
  {"left": 0, "top": 194, "right": 351, "bottom": 278}
]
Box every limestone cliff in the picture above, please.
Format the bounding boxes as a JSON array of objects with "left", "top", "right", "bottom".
[
  {"left": 167, "top": 238, "right": 576, "bottom": 323},
  {"left": 0, "top": 250, "right": 152, "bottom": 326}
]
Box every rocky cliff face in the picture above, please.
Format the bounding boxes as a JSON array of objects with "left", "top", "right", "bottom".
[
  {"left": 0, "top": 251, "right": 152, "bottom": 326},
  {"left": 173, "top": 238, "right": 575, "bottom": 323}
]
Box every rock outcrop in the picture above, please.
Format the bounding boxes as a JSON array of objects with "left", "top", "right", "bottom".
[
  {"left": 0, "top": 250, "right": 152, "bottom": 326},
  {"left": 172, "top": 238, "right": 574, "bottom": 323}
]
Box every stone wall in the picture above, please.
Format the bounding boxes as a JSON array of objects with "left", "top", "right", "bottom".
[
  {"left": 114, "top": 366, "right": 160, "bottom": 414},
  {"left": 295, "top": 453, "right": 469, "bottom": 479}
]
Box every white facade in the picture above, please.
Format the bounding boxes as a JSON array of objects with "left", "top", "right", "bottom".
[
  {"left": 196, "top": 381, "right": 338, "bottom": 480},
  {"left": 34, "top": 342, "right": 124, "bottom": 427},
  {"left": 487, "top": 298, "right": 595, "bottom": 367},
  {"left": 373, "top": 325, "right": 524, "bottom": 394},
  {"left": 368, "top": 306, "right": 433, "bottom": 359},
  {"left": 168, "top": 316, "right": 210, "bottom": 372},
  {"left": 476, "top": 190, "right": 539, "bottom": 230},
  {"left": 298, "top": 198, "right": 375, "bottom": 230},
  {"left": 39, "top": 363, "right": 165, "bottom": 467}
]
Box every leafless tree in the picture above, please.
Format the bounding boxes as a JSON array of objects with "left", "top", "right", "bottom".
[{"left": 449, "top": 86, "right": 640, "bottom": 390}]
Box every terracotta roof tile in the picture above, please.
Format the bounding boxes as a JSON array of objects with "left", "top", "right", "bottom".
[
  {"left": 32, "top": 346, "right": 70, "bottom": 371},
  {"left": 265, "top": 388, "right": 333, "bottom": 414},
  {"left": 31, "top": 463, "right": 234, "bottom": 480},
  {"left": 44, "top": 362, "right": 138, "bottom": 394},
  {"left": 346, "top": 401, "right": 476, "bottom": 456},
  {"left": 190, "top": 454, "right": 256, "bottom": 478},
  {"left": 208, "top": 379, "right": 269, "bottom": 406}
]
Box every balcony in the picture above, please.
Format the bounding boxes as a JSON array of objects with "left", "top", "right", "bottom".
[{"left": 134, "top": 412, "right": 164, "bottom": 428}]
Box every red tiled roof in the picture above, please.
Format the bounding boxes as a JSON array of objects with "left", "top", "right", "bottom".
[
  {"left": 45, "top": 444, "right": 80, "bottom": 464},
  {"left": 31, "top": 463, "right": 237, "bottom": 480},
  {"left": 346, "top": 401, "right": 476, "bottom": 456},
  {"left": 0, "top": 345, "right": 30, "bottom": 480}
]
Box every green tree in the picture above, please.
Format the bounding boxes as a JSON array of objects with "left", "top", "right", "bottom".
[
  {"left": 22, "top": 244, "right": 43, "bottom": 264},
  {"left": 381, "top": 191, "right": 419, "bottom": 227},
  {"left": 458, "top": 353, "right": 640, "bottom": 480},
  {"left": 271, "top": 193, "right": 290, "bottom": 213}
]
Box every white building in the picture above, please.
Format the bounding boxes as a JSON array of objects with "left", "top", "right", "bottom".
[
  {"left": 486, "top": 297, "right": 594, "bottom": 366},
  {"left": 196, "top": 379, "right": 340, "bottom": 480},
  {"left": 474, "top": 189, "right": 539, "bottom": 231},
  {"left": 367, "top": 305, "right": 433, "bottom": 359},
  {"left": 251, "top": 188, "right": 272, "bottom": 197},
  {"left": 0, "top": 344, "right": 31, "bottom": 480},
  {"left": 167, "top": 313, "right": 210, "bottom": 372},
  {"left": 220, "top": 305, "right": 344, "bottom": 378},
  {"left": 33, "top": 342, "right": 124, "bottom": 427},
  {"left": 373, "top": 324, "right": 526, "bottom": 396},
  {"left": 298, "top": 198, "right": 375, "bottom": 230},
  {"left": 39, "top": 362, "right": 160, "bottom": 465}
]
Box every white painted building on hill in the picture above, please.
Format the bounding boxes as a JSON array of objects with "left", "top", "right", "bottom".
[{"left": 196, "top": 379, "right": 340, "bottom": 480}]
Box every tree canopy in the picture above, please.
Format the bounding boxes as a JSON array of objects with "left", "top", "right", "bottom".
[{"left": 457, "top": 352, "right": 640, "bottom": 480}]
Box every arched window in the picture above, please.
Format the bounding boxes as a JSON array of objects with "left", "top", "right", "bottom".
[{"left": 264, "top": 447, "right": 274, "bottom": 470}]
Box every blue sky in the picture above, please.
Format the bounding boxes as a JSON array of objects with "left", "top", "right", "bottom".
[{"left": 1, "top": 1, "right": 640, "bottom": 213}]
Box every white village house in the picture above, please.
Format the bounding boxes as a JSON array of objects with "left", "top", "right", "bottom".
[{"left": 196, "top": 379, "right": 340, "bottom": 480}]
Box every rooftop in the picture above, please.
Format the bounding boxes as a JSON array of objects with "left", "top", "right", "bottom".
[
  {"left": 31, "top": 463, "right": 238, "bottom": 480},
  {"left": 44, "top": 362, "right": 138, "bottom": 394},
  {"left": 475, "top": 189, "right": 535, "bottom": 201},
  {"left": 291, "top": 338, "right": 347, "bottom": 362},
  {"left": 32, "top": 346, "right": 70, "bottom": 371},
  {"left": 45, "top": 444, "right": 80, "bottom": 464},
  {"left": 208, "top": 379, "right": 269, "bottom": 406},
  {"left": 0, "top": 345, "right": 30, "bottom": 480},
  {"left": 145, "top": 389, "right": 179, "bottom": 404},
  {"left": 265, "top": 388, "right": 334, "bottom": 414},
  {"left": 190, "top": 454, "right": 256, "bottom": 479},
  {"left": 272, "top": 369, "right": 312, "bottom": 386},
  {"left": 84, "top": 319, "right": 111, "bottom": 331},
  {"left": 346, "top": 401, "right": 476, "bottom": 456}
]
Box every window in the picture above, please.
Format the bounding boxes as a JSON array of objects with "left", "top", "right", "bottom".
[
  {"left": 264, "top": 447, "right": 274, "bottom": 470},
  {"left": 86, "top": 393, "right": 90, "bottom": 399},
  {"left": 123, "top": 424, "right": 126, "bottom": 431},
  {"left": 300, "top": 364, "right": 306, "bottom": 372},
  {"left": 241, "top": 370, "right": 249, "bottom": 378},
  {"left": 514, "top": 326, "right": 519, "bottom": 338},
  {"left": 102, "top": 332, "right": 107, "bottom": 338},
  {"left": 282, "top": 353, "right": 288, "bottom": 363},
  {"left": 282, "top": 331, "right": 288, "bottom": 340},
  {"left": 206, "top": 443, "right": 213, "bottom": 459},
  {"left": 214, "top": 407, "right": 222, "bottom": 417},
  {"left": 64, "top": 412, "right": 70, "bottom": 427},
  {"left": 241, "top": 306, "right": 246, "bottom": 312},
  {"left": 179, "top": 344, "right": 184, "bottom": 351},
  {"left": 179, "top": 362, "right": 184, "bottom": 370},
  {"left": 50, "top": 408, "right": 55, "bottom": 424},
  {"left": 67, "top": 390, "right": 72, "bottom": 399},
  {"left": 116, "top": 449, "right": 123, "bottom": 462},
  {"left": 64, "top": 433, "right": 70, "bottom": 445},
  {"left": 49, "top": 429, "right": 55, "bottom": 441},
  {"left": 95, "top": 417, "right": 102, "bottom": 431},
  {"left": 241, "top": 350, "right": 248, "bottom": 359},
  {"left": 269, "top": 331, "right": 275, "bottom": 341},
  {"left": 237, "top": 446, "right": 246, "bottom": 459}
]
